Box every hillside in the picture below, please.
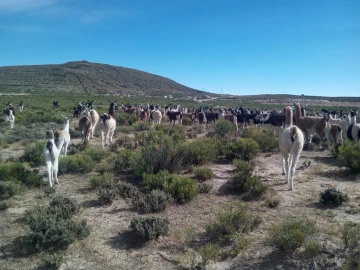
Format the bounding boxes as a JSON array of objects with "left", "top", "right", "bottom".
[{"left": 0, "top": 61, "right": 207, "bottom": 96}]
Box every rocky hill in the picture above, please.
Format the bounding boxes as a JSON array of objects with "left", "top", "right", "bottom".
[{"left": 0, "top": 61, "right": 207, "bottom": 97}]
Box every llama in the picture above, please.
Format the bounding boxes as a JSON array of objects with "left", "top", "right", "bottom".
[
  {"left": 8, "top": 109, "right": 15, "bottom": 129},
  {"left": 99, "top": 113, "right": 116, "bottom": 148},
  {"left": 79, "top": 116, "right": 92, "bottom": 142},
  {"left": 294, "top": 101, "right": 326, "bottom": 147},
  {"left": 166, "top": 110, "right": 182, "bottom": 124},
  {"left": 54, "top": 115, "right": 71, "bottom": 156},
  {"left": 151, "top": 108, "right": 163, "bottom": 126},
  {"left": 18, "top": 101, "right": 24, "bottom": 112},
  {"left": 43, "top": 130, "right": 60, "bottom": 187},
  {"left": 324, "top": 113, "right": 343, "bottom": 148},
  {"left": 327, "top": 112, "right": 350, "bottom": 135},
  {"left": 279, "top": 106, "right": 304, "bottom": 191},
  {"left": 80, "top": 107, "right": 99, "bottom": 139},
  {"left": 347, "top": 124, "right": 360, "bottom": 142}
]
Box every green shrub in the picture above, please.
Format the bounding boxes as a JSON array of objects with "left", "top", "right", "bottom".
[
  {"left": 342, "top": 221, "right": 360, "bottom": 249},
  {"left": 130, "top": 216, "right": 169, "bottom": 240},
  {"left": 58, "top": 154, "right": 95, "bottom": 174},
  {"left": 98, "top": 187, "right": 117, "bottom": 204},
  {"left": 0, "top": 181, "right": 24, "bottom": 197},
  {"left": 113, "top": 149, "right": 134, "bottom": 171},
  {"left": 266, "top": 218, "right": 317, "bottom": 253},
  {"left": 241, "top": 127, "right": 278, "bottom": 152},
  {"left": 135, "top": 189, "right": 172, "bottom": 213},
  {"left": 182, "top": 138, "right": 219, "bottom": 166},
  {"left": 0, "top": 199, "right": 14, "bottom": 210},
  {"left": 181, "top": 117, "right": 193, "bottom": 126},
  {"left": 198, "top": 243, "right": 220, "bottom": 269},
  {"left": 214, "top": 119, "right": 236, "bottom": 139},
  {"left": 266, "top": 196, "right": 281, "bottom": 208},
  {"left": 232, "top": 162, "right": 267, "bottom": 200},
  {"left": 44, "top": 186, "right": 56, "bottom": 196},
  {"left": 304, "top": 241, "right": 321, "bottom": 258},
  {"left": 117, "top": 111, "right": 138, "bottom": 126},
  {"left": 21, "top": 196, "right": 89, "bottom": 252},
  {"left": 83, "top": 146, "right": 106, "bottom": 162},
  {"left": 337, "top": 141, "right": 360, "bottom": 174},
  {"left": 43, "top": 252, "right": 63, "bottom": 269},
  {"left": 115, "top": 135, "right": 135, "bottom": 149},
  {"left": 193, "top": 167, "right": 214, "bottom": 182},
  {"left": 205, "top": 201, "right": 262, "bottom": 240},
  {"left": 114, "top": 181, "right": 141, "bottom": 199},
  {"left": 20, "top": 140, "right": 45, "bottom": 167},
  {"left": 226, "top": 138, "right": 260, "bottom": 162},
  {"left": 320, "top": 188, "right": 349, "bottom": 206},
  {"left": 198, "top": 182, "right": 213, "bottom": 193},
  {"left": 143, "top": 171, "right": 198, "bottom": 203},
  {"left": 167, "top": 176, "right": 198, "bottom": 203},
  {"left": 89, "top": 173, "right": 114, "bottom": 189},
  {"left": 132, "top": 137, "right": 185, "bottom": 176},
  {"left": 0, "top": 162, "right": 42, "bottom": 186}
]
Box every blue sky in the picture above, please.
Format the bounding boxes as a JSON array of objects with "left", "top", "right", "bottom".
[{"left": 0, "top": 0, "right": 359, "bottom": 97}]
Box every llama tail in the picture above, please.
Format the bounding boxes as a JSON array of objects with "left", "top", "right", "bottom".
[{"left": 46, "top": 141, "right": 53, "bottom": 152}]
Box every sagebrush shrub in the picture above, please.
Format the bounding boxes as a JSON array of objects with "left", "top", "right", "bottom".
[
  {"left": 98, "top": 187, "right": 117, "bottom": 204},
  {"left": 135, "top": 189, "right": 171, "bottom": 212},
  {"left": 0, "top": 162, "right": 42, "bottom": 188},
  {"left": 198, "top": 243, "right": 220, "bottom": 269},
  {"left": 58, "top": 154, "right": 95, "bottom": 174},
  {"left": 43, "top": 253, "right": 63, "bottom": 268},
  {"left": 21, "top": 196, "right": 89, "bottom": 252},
  {"left": 20, "top": 140, "right": 45, "bottom": 167},
  {"left": 241, "top": 127, "right": 278, "bottom": 152},
  {"left": 342, "top": 221, "right": 360, "bottom": 249},
  {"left": 113, "top": 149, "right": 134, "bottom": 171},
  {"left": 266, "top": 218, "right": 317, "bottom": 252},
  {"left": 214, "top": 119, "right": 236, "bottom": 139},
  {"left": 193, "top": 167, "right": 214, "bottom": 182},
  {"left": 226, "top": 138, "right": 260, "bottom": 162},
  {"left": 132, "top": 137, "right": 185, "bottom": 176},
  {"left": 337, "top": 141, "right": 360, "bottom": 174},
  {"left": 320, "top": 188, "right": 349, "bottom": 206},
  {"left": 0, "top": 181, "right": 24, "bottom": 197},
  {"left": 182, "top": 138, "right": 219, "bottom": 166},
  {"left": 89, "top": 173, "right": 114, "bottom": 189},
  {"left": 130, "top": 216, "right": 169, "bottom": 240},
  {"left": 205, "top": 201, "right": 262, "bottom": 240},
  {"left": 198, "top": 182, "right": 213, "bottom": 193},
  {"left": 232, "top": 161, "right": 267, "bottom": 199}
]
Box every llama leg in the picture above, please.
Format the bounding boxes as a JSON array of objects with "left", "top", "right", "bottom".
[
  {"left": 101, "top": 129, "right": 105, "bottom": 148},
  {"left": 53, "top": 164, "right": 59, "bottom": 184},
  {"left": 109, "top": 128, "right": 115, "bottom": 144},
  {"left": 281, "top": 152, "right": 286, "bottom": 176},
  {"left": 284, "top": 153, "right": 290, "bottom": 185},
  {"left": 289, "top": 151, "right": 301, "bottom": 190},
  {"left": 46, "top": 161, "right": 53, "bottom": 187},
  {"left": 63, "top": 142, "right": 69, "bottom": 156}
]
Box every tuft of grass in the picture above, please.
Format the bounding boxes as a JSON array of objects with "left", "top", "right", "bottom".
[
  {"left": 193, "top": 166, "right": 214, "bottom": 182},
  {"left": 266, "top": 217, "right": 317, "bottom": 253}
]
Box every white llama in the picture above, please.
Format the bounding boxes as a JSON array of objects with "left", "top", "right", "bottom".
[
  {"left": 8, "top": 109, "right": 15, "bottom": 129},
  {"left": 55, "top": 115, "right": 71, "bottom": 156},
  {"left": 43, "top": 130, "right": 60, "bottom": 187},
  {"left": 279, "top": 106, "right": 304, "bottom": 191}
]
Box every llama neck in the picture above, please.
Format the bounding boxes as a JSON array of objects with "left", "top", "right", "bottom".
[
  {"left": 351, "top": 116, "right": 356, "bottom": 124},
  {"left": 284, "top": 110, "right": 293, "bottom": 128},
  {"left": 63, "top": 121, "right": 70, "bottom": 132},
  {"left": 294, "top": 104, "right": 303, "bottom": 121}
]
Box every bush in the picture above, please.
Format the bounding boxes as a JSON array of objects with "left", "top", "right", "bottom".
[
  {"left": 117, "top": 111, "right": 138, "bottom": 126},
  {"left": 89, "top": 173, "right": 114, "bottom": 189},
  {"left": 304, "top": 241, "right": 321, "bottom": 258},
  {"left": 205, "top": 201, "right": 262, "bottom": 240},
  {"left": 20, "top": 140, "right": 45, "bottom": 167},
  {"left": 98, "top": 187, "right": 117, "bottom": 204},
  {"left": 130, "top": 216, "right": 169, "bottom": 240},
  {"left": 0, "top": 199, "right": 14, "bottom": 210},
  {"left": 181, "top": 117, "right": 193, "bottom": 126},
  {"left": 113, "top": 149, "right": 134, "bottom": 171},
  {"left": 214, "top": 119, "right": 236, "bottom": 139},
  {"left": 266, "top": 196, "right": 280, "bottom": 208},
  {"left": 132, "top": 137, "right": 185, "bottom": 176},
  {"left": 44, "top": 186, "right": 56, "bottom": 196},
  {"left": 241, "top": 127, "right": 278, "bottom": 152},
  {"left": 225, "top": 138, "right": 260, "bottom": 162},
  {"left": 193, "top": 167, "right": 214, "bottom": 182},
  {"left": 232, "top": 161, "right": 267, "bottom": 200},
  {"left": 83, "top": 146, "right": 106, "bottom": 162},
  {"left": 342, "top": 221, "right": 360, "bottom": 249},
  {"left": 58, "top": 154, "right": 95, "bottom": 174},
  {"left": 43, "top": 253, "right": 63, "bottom": 268},
  {"left": 135, "top": 189, "right": 172, "bottom": 213},
  {"left": 198, "top": 243, "right": 220, "bottom": 269},
  {"left": 21, "top": 196, "right": 89, "bottom": 252},
  {"left": 266, "top": 218, "right": 317, "bottom": 253},
  {"left": 182, "top": 138, "right": 219, "bottom": 166},
  {"left": 0, "top": 181, "right": 24, "bottom": 197},
  {"left": 320, "top": 188, "right": 349, "bottom": 206},
  {"left": 143, "top": 171, "right": 198, "bottom": 203},
  {"left": 198, "top": 182, "right": 213, "bottom": 193},
  {"left": 0, "top": 162, "right": 42, "bottom": 188},
  {"left": 337, "top": 141, "right": 360, "bottom": 174}
]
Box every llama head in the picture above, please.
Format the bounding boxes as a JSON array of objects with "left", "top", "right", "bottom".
[{"left": 46, "top": 130, "right": 54, "bottom": 139}]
